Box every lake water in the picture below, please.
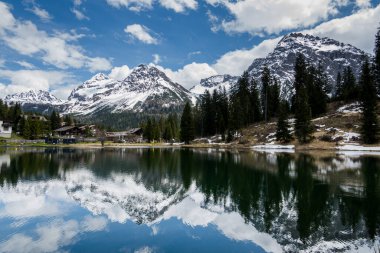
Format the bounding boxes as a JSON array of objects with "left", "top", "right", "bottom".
[{"left": 0, "top": 148, "right": 379, "bottom": 253}]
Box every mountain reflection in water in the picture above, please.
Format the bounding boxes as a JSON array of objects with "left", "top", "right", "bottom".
[{"left": 0, "top": 148, "right": 379, "bottom": 253}]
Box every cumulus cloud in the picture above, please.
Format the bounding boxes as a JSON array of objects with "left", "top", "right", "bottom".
[
  {"left": 72, "top": 0, "right": 89, "bottom": 20},
  {"left": 27, "top": 5, "right": 52, "bottom": 22},
  {"left": 159, "top": 0, "right": 197, "bottom": 12},
  {"left": 15, "top": 60, "right": 35, "bottom": 69},
  {"left": 109, "top": 65, "right": 132, "bottom": 80},
  {"left": 106, "top": 0, "right": 197, "bottom": 12},
  {"left": 124, "top": 24, "right": 158, "bottom": 44},
  {"left": 303, "top": 4, "right": 380, "bottom": 53},
  {"left": 152, "top": 54, "right": 161, "bottom": 64},
  {"left": 0, "top": 2, "right": 111, "bottom": 71},
  {"left": 356, "top": 0, "right": 371, "bottom": 8},
  {"left": 212, "top": 37, "right": 281, "bottom": 75},
  {"left": 157, "top": 62, "right": 218, "bottom": 89},
  {"left": 106, "top": 0, "right": 153, "bottom": 11},
  {"left": 0, "top": 217, "right": 108, "bottom": 253},
  {"left": 206, "top": 0, "right": 350, "bottom": 35}
]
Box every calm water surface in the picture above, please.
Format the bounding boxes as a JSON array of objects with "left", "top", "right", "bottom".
[{"left": 0, "top": 148, "right": 379, "bottom": 253}]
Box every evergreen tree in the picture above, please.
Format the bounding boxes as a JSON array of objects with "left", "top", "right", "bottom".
[
  {"left": 180, "top": 102, "right": 195, "bottom": 144},
  {"left": 144, "top": 118, "right": 153, "bottom": 143},
  {"left": 375, "top": 25, "right": 380, "bottom": 94},
  {"left": 294, "top": 54, "right": 313, "bottom": 143},
  {"left": 360, "top": 60, "right": 379, "bottom": 144},
  {"left": 261, "top": 66, "right": 271, "bottom": 121},
  {"left": 23, "top": 118, "right": 31, "bottom": 139},
  {"left": 50, "top": 111, "right": 61, "bottom": 130},
  {"left": 269, "top": 78, "right": 280, "bottom": 117},
  {"left": 276, "top": 101, "right": 292, "bottom": 143},
  {"left": 249, "top": 79, "right": 262, "bottom": 122},
  {"left": 335, "top": 71, "right": 343, "bottom": 100},
  {"left": 341, "top": 66, "right": 358, "bottom": 102}
]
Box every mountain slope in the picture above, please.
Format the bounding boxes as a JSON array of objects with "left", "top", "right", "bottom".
[
  {"left": 246, "top": 33, "right": 369, "bottom": 99},
  {"left": 4, "top": 90, "right": 65, "bottom": 114},
  {"left": 190, "top": 75, "right": 239, "bottom": 95},
  {"left": 66, "top": 64, "right": 195, "bottom": 116}
]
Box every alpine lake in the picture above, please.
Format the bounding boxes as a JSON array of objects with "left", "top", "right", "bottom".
[{"left": 0, "top": 147, "right": 379, "bottom": 253}]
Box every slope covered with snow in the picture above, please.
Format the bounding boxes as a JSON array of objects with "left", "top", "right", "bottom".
[
  {"left": 4, "top": 90, "right": 65, "bottom": 106},
  {"left": 66, "top": 65, "right": 196, "bottom": 115},
  {"left": 246, "top": 33, "right": 368, "bottom": 99},
  {"left": 190, "top": 75, "right": 239, "bottom": 95}
]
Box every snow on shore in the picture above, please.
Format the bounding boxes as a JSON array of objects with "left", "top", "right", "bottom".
[{"left": 252, "top": 144, "right": 295, "bottom": 153}]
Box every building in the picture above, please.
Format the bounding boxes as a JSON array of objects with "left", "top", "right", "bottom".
[
  {"left": 0, "top": 121, "right": 12, "bottom": 138},
  {"left": 106, "top": 128, "right": 143, "bottom": 143}
]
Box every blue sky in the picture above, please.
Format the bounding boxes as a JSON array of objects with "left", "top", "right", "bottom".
[{"left": 0, "top": 0, "right": 379, "bottom": 99}]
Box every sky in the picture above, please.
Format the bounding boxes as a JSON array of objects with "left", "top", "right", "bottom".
[{"left": 0, "top": 0, "right": 379, "bottom": 99}]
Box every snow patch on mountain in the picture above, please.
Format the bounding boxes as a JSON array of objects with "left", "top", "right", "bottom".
[
  {"left": 66, "top": 64, "right": 196, "bottom": 115},
  {"left": 247, "top": 33, "right": 369, "bottom": 100},
  {"left": 190, "top": 75, "right": 239, "bottom": 95},
  {"left": 4, "top": 90, "right": 65, "bottom": 106}
]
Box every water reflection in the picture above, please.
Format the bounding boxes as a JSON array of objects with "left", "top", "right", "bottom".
[{"left": 0, "top": 148, "right": 379, "bottom": 252}]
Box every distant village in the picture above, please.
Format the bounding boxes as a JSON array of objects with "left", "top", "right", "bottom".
[{"left": 0, "top": 101, "right": 143, "bottom": 144}]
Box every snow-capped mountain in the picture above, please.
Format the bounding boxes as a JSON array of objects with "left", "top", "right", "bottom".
[
  {"left": 66, "top": 64, "right": 196, "bottom": 115},
  {"left": 4, "top": 90, "right": 66, "bottom": 114},
  {"left": 5, "top": 90, "right": 64, "bottom": 105},
  {"left": 190, "top": 75, "right": 239, "bottom": 95},
  {"left": 246, "top": 33, "right": 369, "bottom": 99}
]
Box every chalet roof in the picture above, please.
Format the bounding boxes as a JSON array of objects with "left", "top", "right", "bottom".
[
  {"left": 54, "top": 126, "right": 78, "bottom": 132},
  {"left": 106, "top": 128, "right": 142, "bottom": 137}
]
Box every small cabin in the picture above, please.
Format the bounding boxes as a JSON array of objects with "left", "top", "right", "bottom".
[
  {"left": 106, "top": 128, "right": 143, "bottom": 143},
  {"left": 0, "top": 121, "right": 12, "bottom": 138}
]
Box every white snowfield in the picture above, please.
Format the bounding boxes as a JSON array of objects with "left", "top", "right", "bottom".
[
  {"left": 252, "top": 144, "right": 295, "bottom": 153},
  {"left": 337, "top": 145, "right": 380, "bottom": 151}
]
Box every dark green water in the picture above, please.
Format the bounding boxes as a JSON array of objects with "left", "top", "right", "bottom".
[{"left": 0, "top": 148, "right": 379, "bottom": 252}]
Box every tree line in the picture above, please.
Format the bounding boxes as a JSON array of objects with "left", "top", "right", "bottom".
[{"left": 179, "top": 26, "right": 380, "bottom": 145}]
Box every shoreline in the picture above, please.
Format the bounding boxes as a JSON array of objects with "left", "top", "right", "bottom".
[{"left": 1, "top": 141, "right": 380, "bottom": 154}]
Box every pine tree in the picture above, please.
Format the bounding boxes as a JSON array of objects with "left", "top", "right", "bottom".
[
  {"left": 294, "top": 54, "right": 313, "bottom": 143},
  {"left": 180, "top": 102, "right": 195, "bottom": 144},
  {"left": 360, "top": 60, "right": 379, "bottom": 144},
  {"left": 335, "top": 72, "right": 343, "bottom": 100},
  {"left": 276, "top": 101, "right": 292, "bottom": 143},
  {"left": 249, "top": 79, "right": 262, "bottom": 122},
  {"left": 261, "top": 66, "right": 271, "bottom": 121},
  {"left": 23, "top": 118, "right": 31, "bottom": 139},
  {"left": 375, "top": 25, "right": 380, "bottom": 94},
  {"left": 144, "top": 118, "right": 153, "bottom": 143},
  {"left": 50, "top": 111, "right": 61, "bottom": 130},
  {"left": 342, "top": 66, "right": 358, "bottom": 102}
]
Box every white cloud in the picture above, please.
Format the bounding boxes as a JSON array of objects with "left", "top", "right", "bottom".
[
  {"left": 106, "top": 0, "right": 153, "bottom": 11},
  {"left": 109, "top": 65, "right": 132, "bottom": 80},
  {"left": 0, "top": 69, "right": 73, "bottom": 98},
  {"left": 72, "top": 8, "right": 89, "bottom": 20},
  {"left": 124, "top": 24, "right": 158, "bottom": 44},
  {"left": 356, "top": 0, "right": 371, "bottom": 8},
  {"left": 134, "top": 246, "right": 154, "bottom": 253},
  {"left": 106, "top": 0, "right": 197, "bottom": 12},
  {"left": 71, "top": 0, "right": 89, "bottom": 20},
  {"left": 206, "top": 0, "right": 350, "bottom": 35},
  {"left": 0, "top": 2, "right": 111, "bottom": 71},
  {"left": 157, "top": 62, "right": 218, "bottom": 89},
  {"left": 152, "top": 54, "right": 161, "bottom": 64},
  {"left": 212, "top": 37, "right": 281, "bottom": 75},
  {"left": 0, "top": 217, "right": 108, "bottom": 253},
  {"left": 159, "top": 0, "right": 197, "bottom": 12},
  {"left": 303, "top": 4, "right": 380, "bottom": 53},
  {"left": 0, "top": 58, "right": 5, "bottom": 67},
  {"left": 15, "top": 60, "right": 35, "bottom": 69},
  {"left": 27, "top": 5, "right": 52, "bottom": 22}
]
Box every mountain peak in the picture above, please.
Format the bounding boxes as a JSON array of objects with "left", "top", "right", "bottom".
[
  {"left": 5, "top": 89, "right": 63, "bottom": 105},
  {"left": 87, "top": 73, "right": 110, "bottom": 83},
  {"left": 247, "top": 32, "right": 369, "bottom": 100},
  {"left": 190, "top": 74, "right": 239, "bottom": 95}
]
